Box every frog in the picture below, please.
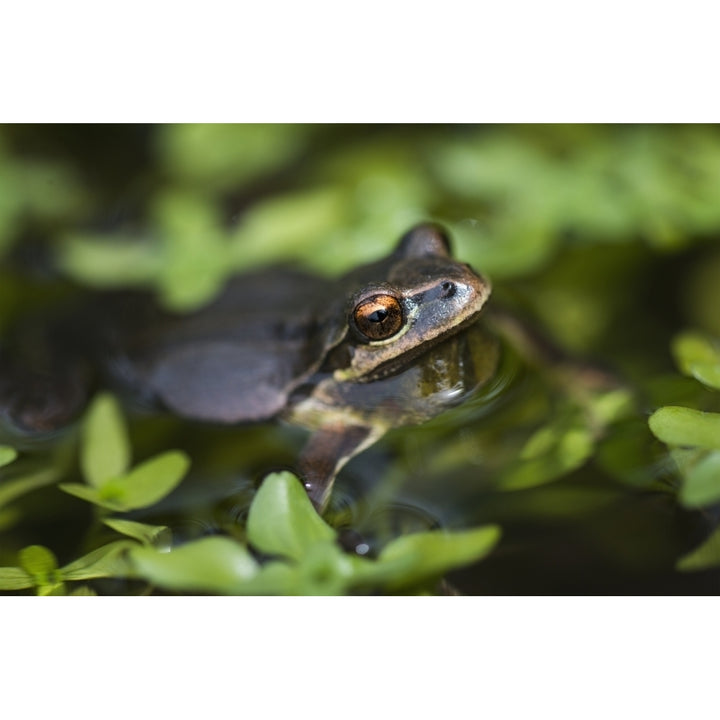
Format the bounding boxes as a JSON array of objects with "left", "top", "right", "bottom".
[{"left": 0, "top": 223, "right": 500, "bottom": 511}]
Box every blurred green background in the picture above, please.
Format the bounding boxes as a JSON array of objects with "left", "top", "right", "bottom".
[{"left": 2, "top": 124, "right": 720, "bottom": 594}]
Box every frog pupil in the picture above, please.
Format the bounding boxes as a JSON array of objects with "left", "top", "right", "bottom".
[{"left": 369, "top": 309, "right": 388, "bottom": 323}]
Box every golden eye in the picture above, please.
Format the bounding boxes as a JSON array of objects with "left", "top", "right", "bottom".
[{"left": 353, "top": 294, "right": 404, "bottom": 341}]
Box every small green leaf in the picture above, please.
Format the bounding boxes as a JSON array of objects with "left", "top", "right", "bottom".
[
  {"left": 648, "top": 406, "right": 720, "bottom": 450},
  {"left": 376, "top": 526, "right": 502, "bottom": 590},
  {"left": 679, "top": 450, "right": 720, "bottom": 508},
  {"left": 60, "top": 234, "right": 161, "bottom": 288},
  {"left": 18, "top": 545, "right": 58, "bottom": 577},
  {"left": 81, "top": 394, "right": 131, "bottom": 487},
  {"left": 521, "top": 425, "right": 558, "bottom": 460},
  {"left": 0, "top": 567, "right": 33, "bottom": 590},
  {"left": 18, "top": 545, "right": 63, "bottom": 593},
  {"left": 130, "top": 537, "right": 259, "bottom": 594},
  {"left": 103, "top": 518, "right": 171, "bottom": 548},
  {"left": 0, "top": 445, "right": 18, "bottom": 468},
  {"left": 688, "top": 363, "right": 720, "bottom": 390},
  {"left": 672, "top": 331, "right": 720, "bottom": 375},
  {"left": 98, "top": 451, "right": 190, "bottom": 511},
  {"left": 588, "top": 388, "right": 636, "bottom": 425},
  {"left": 246, "top": 472, "right": 336, "bottom": 561},
  {"left": 671, "top": 331, "right": 720, "bottom": 389},
  {"left": 678, "top": 525, "right": 720, "bottom": 571},
  {"left": 61, "top": 540, "right": 137, "bottom": 581}
]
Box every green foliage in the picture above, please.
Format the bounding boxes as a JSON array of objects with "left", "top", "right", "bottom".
[
  {"left": 61, "top": 450, "right": 189, "bottom": 512},
  {"left": 649, "top": 407, "right": 720, "bottom": 451},
  {"left": 156, "top": 124, "right": 311, "bottom": 191},
  {"left": 0, "top": 395, "right": 500, "bottom": 595},
  {"left": 0, "top": 446, "right": 17, "bottom": 467},
  {"left": 648, "top": 329, "right": 720, "bottom": 570},
  {"left": 129, "top": 472, "right": 501, "bottom": 595},
  {"left": 649, "top": 331, "right": 720, "bottom": 515},
  {"left": 81, "top": 394, "right": 131, "bottom": 487},
  {"left": 102, "top": 518, "right": 171, "bottom": 548},
  {"left": 672, "top": 331, "right": 720, "bottom": 391},
  {"left": 43, "top": 125, "right": 720, "bottom": 311},
  {"left": 131, "top": 537, "right": 260, "bottom": 594},
  {"left": 675, "top": 451, "right": 720, "bottom": 508},
  {"left": 245, "top": 470, "right": 336, "bottom": 561},
  {"left": 0, "top": 541, "right": 136, "bottom": 595},
  {"left": 61, "top": 393, "right": 190, "bottom": 512},
  {"left": 435, "top": 127, "right": 720, "bottom": 275},
  {"left": 375, "top": 527, "right": 501, "bottom": 592}
]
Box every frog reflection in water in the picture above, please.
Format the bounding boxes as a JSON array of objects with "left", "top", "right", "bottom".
[{"left": 0, "top": 224, "right": 500, "bottom": 511}]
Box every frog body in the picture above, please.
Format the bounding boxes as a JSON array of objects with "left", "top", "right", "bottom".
[{"left": 1, "top": 224, "right": 498, "bottom": 510}]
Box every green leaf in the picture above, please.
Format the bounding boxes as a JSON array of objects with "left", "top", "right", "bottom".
[
  {"left": 103, "top": 518, "right": 171, "bottom": 548},
  {"left": 81, "top": 394, "right": 131, "bottom": 487},
  {"left": 18, "top": 545, "right": 58, "bottom": 576},
  {"left": 59, "top": 234, "right": 161, "bottom": 288},
  {"left": 672, "top": 332, "right": 720, "bottom": 374},
  {"left": 671, "top": 330, "right": 720, "bottom": 389},
  {"left": 230, "top": 562, "right": 298, "bottom": 596},
  {"left": 588, "top": 388, "right": 636, "bottom": 425},
  {"left": 18, "top": 545, "right": 63, "bottom": 593},
  {"left": 295, "top": 543, "right": 355, "bottom": 596},
  {"left": 59, "top": 483, "right": 111, "bottom": 509},
  {"left": 97, "top": 451, "right": 190, "bottom": 511},
  {"left": 501, "top": 425, "right": 594, "bottom": 491},
  {"left": 677, "top": 525, "right": 720, "bottom": 571},
  {"left": 158, "top": 124, "right": 307, "bottom": 190},
  {"left": 0, "top": 567, "right": 33, "bottom": 590},
  {"left": 648, "top": 406, "right": 720, "bottom": 450},
  {"left": 246, "top": 472, "right": 336, "bottom": 561},
  {"left": 679, "top": 450, "right": 720, "bottom": 508},
  {"left": 0, "top": 468, "right": 59, "bottom": 510},
  {"left": 0, "top": 445, "right": 17, "bottom": 468},
  {"left": 688, "top": 363, "right": 720, "bottom": 390},
  {"left": 61, "top": 540, "right": 137, "bottom": 581},
  {"left": 130, "top": 537, "right": 259, "bottom": 594},
  {"left": 376, "top": 526, "right": 502, "bottom": 590}
]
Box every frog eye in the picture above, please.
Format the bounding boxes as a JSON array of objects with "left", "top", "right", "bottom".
[{"left": 353, "top": 294, "right": 404, "bottom": 341}]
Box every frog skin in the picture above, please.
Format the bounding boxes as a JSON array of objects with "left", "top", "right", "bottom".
[{"left": 0, "top": 224, "right": 499, "bottom": 511}]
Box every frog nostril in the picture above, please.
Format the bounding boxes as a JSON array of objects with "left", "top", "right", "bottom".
[{"left": 439, "top": 281, "right": 456, "bottom": 299}]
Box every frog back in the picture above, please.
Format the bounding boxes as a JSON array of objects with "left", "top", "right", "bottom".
[{"left": 104, "top": 267, "right": 338, "bottom": 424}]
